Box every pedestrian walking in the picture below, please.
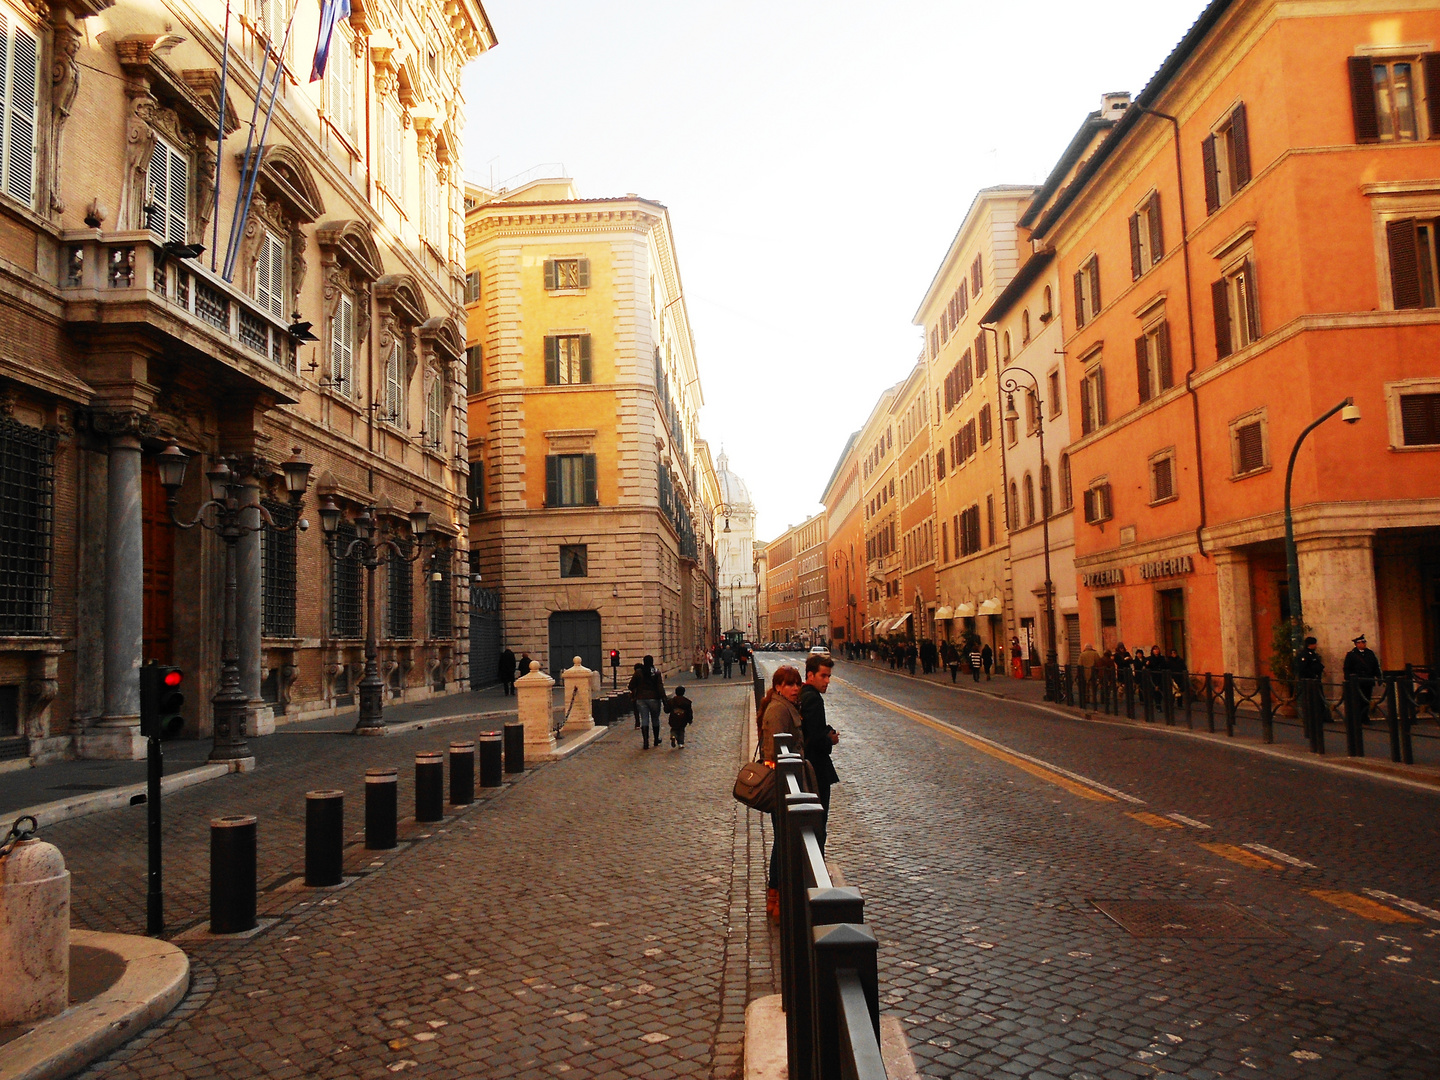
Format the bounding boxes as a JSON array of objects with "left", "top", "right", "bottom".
[
  {"left": 968, "top": 643, "right": 983, "bottom": 682},
  {"left": 981, "top": 643, "right": 993, "bottom": 680},
  {"left": 942, "top": 641, "right": 960, "bottom": 683},
  {"left": 738, "top": 645, "right": 749, "bottom": 677},
  {"left": 518, "top": 651, "right": 533, "bottom": 679},
  {"left": 920, "top": 640, "right": 938, "bottom": 675},
  {"left": 799, "top": 654, "right": 839, "bottom": 854},
  {"left": 905, "top": 642, "right": 918, "bottom": 675},
  {"left": 665, "top": 686, "right": 693, "bottom": 747},
  {"left": 759, "top": 665, "right": 805, "bottom": 921},
  {"left": 721, "top": 644, "right": 734, "bottom": 679},
  {"left": 1080, "top": 642, "right": 1099, "bottom": 696},
  {"left": 629, "top": 655, "right": 666, "bottom": 749},
  {"left": 1010, "top": 637, "right": 1023, "bottom": 679},
  {"left": 498, "top": 646, "right": 517, "bottom": 695}
]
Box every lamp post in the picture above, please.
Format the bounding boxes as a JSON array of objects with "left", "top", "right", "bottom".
[
  {"left": 732, "top": 576, "right": 744, "bottom": 636},
  {"left": 319, "top": 498, "right": 435, "bottom": 734},
  {"left": 1285, "top": 397, "right": 1361, "bottom": 673},
  {"left": 831, "top": 548, "right": 854, "bottom": 648},
  {"left": 155, "top": 442, "right": 313, "bottom": 761},
  {"left": 1001, "top": 369, "right": 1058, "bottom": 701}
]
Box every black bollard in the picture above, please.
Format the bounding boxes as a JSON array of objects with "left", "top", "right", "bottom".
[
  {"left": 503, "top": 721, "right": 525, "bottom": 773},
  {"left": 365, "top": 767, "right": 398, "bottom": 850},
  {"left": 592, "top": 696, "right": 610, "bottom": 726},
  {"left": 415, "top": 751, "right": 445, "bottom": 822},
  {"left": 479, "top": 731, "right": 503, "bottom": 787},
  {"left": 449, "top": 741, "right": 475, "bottom": 805},
  {"left": 305, "top": 790, "right": 345, "bottom": 887},
  {"left": 210, "top": 814, "right": 257, "bottom": 934}
]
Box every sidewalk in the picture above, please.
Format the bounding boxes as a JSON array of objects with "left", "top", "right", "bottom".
[{"left": 840, "top": 655, "right": 1440, "bottom": 780}]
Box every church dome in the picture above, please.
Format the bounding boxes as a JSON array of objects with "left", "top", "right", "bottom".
[{"left": 716, "top": 451, "right": 753, "bottom": 512}]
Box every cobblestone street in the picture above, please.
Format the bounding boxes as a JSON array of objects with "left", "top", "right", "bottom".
[
  {"left": 38, "top": 679, "right": 758, "bottom": 1079},
  {"left": 755, "top": 655, "right": 1440, "bottom": 1080}
]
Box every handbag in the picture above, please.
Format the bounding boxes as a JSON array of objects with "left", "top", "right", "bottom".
[{"left": 734, "top": 746, "right": 776, "bottom": 812}]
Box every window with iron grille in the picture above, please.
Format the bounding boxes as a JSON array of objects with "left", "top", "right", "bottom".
[
  {"left": 0, "top": 417, "right": 54, "bottom": 635},
  {"left": 260, "top": 499, "right": 296, "bottom": 637},
  {"left": 330, "top": 522, "right": 362, "bottom": 638},
  {"left": 429, "top": 547, "right": 453, "bottom": 638},
  {"left": 387, "top": 536, "right": 413, "bottom": 638}
]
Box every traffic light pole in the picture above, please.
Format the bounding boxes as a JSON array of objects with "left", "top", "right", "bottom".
[{"left": 146, "top": 729, "right": 163, "bottom": 935}]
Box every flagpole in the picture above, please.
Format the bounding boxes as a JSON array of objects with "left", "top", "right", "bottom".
[
  {"left": 211, "top": 0, "right": 232, "bottom": 272},
  {"left": 222, "top": 24, "right": 271, "bottom": 278}
]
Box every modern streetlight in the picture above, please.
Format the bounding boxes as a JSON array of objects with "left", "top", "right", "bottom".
[
  {"left": 156, "top": 442, "right": 313, "bottom": 761},
  {"left": 1001, "top": 369, "right": 1058, "bottom": 701},
  {"left": 319, "top": 498, "right": 436, "bottom": 734},
  {"left": 1285, "top": 397, "right": 1361, "bottom": 674}
]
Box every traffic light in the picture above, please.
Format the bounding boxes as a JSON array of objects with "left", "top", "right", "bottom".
[
  {"left": 609, "top": 650, "right": 619, "bottom": 667},
  {"left": 140, "top": 665, "right": 185, "bottom": 740}
]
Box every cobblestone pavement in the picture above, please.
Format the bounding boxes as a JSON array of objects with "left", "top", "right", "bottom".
[
  {"left": 755, "top": 655, "right": 1440, "bottom": 1079},
  {"left": 46, "top": 679, "right": 756, "bottom": 1079}
]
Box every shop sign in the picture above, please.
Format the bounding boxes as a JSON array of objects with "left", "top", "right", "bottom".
[
  {"left": 1082, "top": 568, "right": 1125, "bottom": 589},
  {"left": 1139, "top": 555, "right": 1194, "bottom": 581}
]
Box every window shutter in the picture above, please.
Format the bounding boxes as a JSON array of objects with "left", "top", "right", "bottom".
[
  {"left": 1095, "top": 368, "right": 1108, "bottom": 426},
  {"left": 1237, "top": 421, "right": 1265, "bottom": 472},
  {"left": 1349, "top": 56, "right": 1380, "bottom": 143},
  {"left": 1387, "top": 218, "right": 1423, "bottom": 309},
  {"left": 254, "top": 229, "right": 270, "bottom": 303},
  {"left": 544, "top": 335, "right": 558, "bottom": 385},
  {"left": 579, "top": 334, "right": 592, "bottom": 383},
  {"left": 1212, "top": 278, "right": 1233, "bottom": 357},
  {"left": 1089, "top": 259, "right": 1101, "bottom": 313},
  {"left": 1230, "top": 103, "right": 1252, "bottom": 188},
  {"left": 1135, "top": 335, "right": 1152, "bottom": 404},
  {"left": 1129, "top": 213, "right": 1143, "bottom": 280},
  {"left": 1399, "top": 392, "right": 1440, "bottom": 445},
  {"left": 1153, "top": 458, "right": 1173, "bottom": 501},
  {"left": 545, "top": 455, "right": 559, "bottom": 507},
  {"left": 1080, "top": 376, "right": 1094, "bottom": 435},
  {"left": 167, "top": 146, "right": 188, "bottom": 243},
  {"left": 543, "top": 259, "right": 556, "bottom": 290},
  {"left": 147, "top": 142, "right": 167, "bottom": 239},
  {"left": 1148, "top": 192, "right": 1164, "bottom": 260},
  {"left": 1426, "top": 55, "right": 1440, "bottom": 139},
  {"left": 1202, "top": 134, "right": 1220, "bottom": 214},
  {"left": 1242, "top": 258, "right": 1261, "bottom": 342},
  {"left": 4, "top": 22, "right": 36, "bottom": 205},
  {"left": 1157, "top": 319, "right": 1169, "bottom": 391},
  {"left": 1083, "top": 488, "right": 1096, "bottom": 524},
  {"left": 1100, "top": 484, "right": 1112, "bottom": 520},
  {"left": 1073, "top": 270, "right": 1086, "bottom": 328},
  {"left": 577, "top": 258, "right": 590, "bottom": 288},
  {"left": 583, "top": 455, "right": 597, "bottom": 504},
  {"left": 974, "top": 331, "right": 987, "bottom": 375}
]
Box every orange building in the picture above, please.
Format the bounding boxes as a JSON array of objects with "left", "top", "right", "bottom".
[
  {"left": 1034, "top": 0, "right": 1440, "bottom": 676},
  {"left": 822, "top": 433, "right": 864, "bottom": 649},
  {"left": 859, "top": 383, "right": 902, "bottom": 642},
  {"left": 893, "top": 363, "right": 937, "bottom": 640}
]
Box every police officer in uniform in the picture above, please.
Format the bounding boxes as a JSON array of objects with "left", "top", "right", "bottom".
[
  {"left": 1342, "top": 633, "right": 1383, "bottom": 755},
  {"left": 1294, "top": 636, "right": 1325, "bottom": 745}
]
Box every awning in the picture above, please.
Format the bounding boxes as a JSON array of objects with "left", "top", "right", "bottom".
[
  {"left": 978, "top": 597, "right": 1003, "bottom": 616},
  {"left": 954, "top": 603, "right": 976, "bottom": 618},
  {"left": 934, "top": 606, "right": 954, "bottom": 621}
]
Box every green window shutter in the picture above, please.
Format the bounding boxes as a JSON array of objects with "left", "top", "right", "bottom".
[
  {"left": 580, "top": 335, "right": 592, "bottom": 383},
  {"left": 545, "top": 455, "right": 560, "bottom": 507},
  {"left": 544, "top": 336, "right": 558, "bottom": 385},
  {"left": 1242, "top": 259, "right": 1261, "bottom": 342},
  {"left": 1230, "top": 103, "right": 1252, "bottom": 188},
  {"left": 583, "top": 454, "right": 598, "bottom": 505},
  {"left": 1148, "top": 192, "right": 1164, "bottom": 260},
  {"left": 1135, "top": 335, "right": 1152, "bottom": 404},
  {"left": 1089, "top": 259, "right": 1101, "bottom": 313},
  {"left": 543, "top": 260, "right": 556, "bottom": 290},
  {"left": 1212, "top": 279, "right": 1233, "bottom": 357},
  {"left": 578, "top": 258, "right": 590, "bottom": 287},
  {"left": 1387, "top": 218, "right": 1422, "bottom": 309},
  {"left": 1157, "top": 320, "right": 1173, "bottom": 388},
  {"left": 1350, "top": 57, "right": 1380, "bottom": 143},
  {"left": 1073, "top": 270, "right": 1086, "bottom": 328},
  {"left": 1095, "top": 367, "right": 1108, "bottom": 427},
  {"left": 1202, "top": 135, "right": 1221, "bottom": 214},
  {"left": 1129, "top": 214, "right": 1143, "bottom": 280}
]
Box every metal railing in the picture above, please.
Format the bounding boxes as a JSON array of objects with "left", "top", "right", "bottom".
[
  {"left": 772, "top": 732, "right": 887, "bottom": 1080},
  {"left": 1045, "top": 663, "right": 1438, "bottom": 764}
]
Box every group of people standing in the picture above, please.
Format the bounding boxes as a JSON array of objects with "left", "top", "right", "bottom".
[
  {"left": 1077, "top": 642, "right": 1187, "bottom": 683},
  {"left": 690, "top": 642, "right": 751, "bottom": 680}
]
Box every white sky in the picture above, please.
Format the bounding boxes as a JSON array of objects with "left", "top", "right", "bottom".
[{"left": 461, "top": 1, "right": 1210, "bottom": 543}]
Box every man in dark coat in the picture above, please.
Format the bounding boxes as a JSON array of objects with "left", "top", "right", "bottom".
[
  {"left": 1342, "top": 634, "right": 1383, "bottom": 750},
  {"left": 799, "top": 654, "right": 839, "bottom": 853},
  {"left": 498, "top": 647, "right": 517, "bottom": 695},
  {"left": 1295, "top": 636, "right": 1326, "bottom": 741},
  {"left": 720, "top": 644, "right": 734, "bottom": 679}
]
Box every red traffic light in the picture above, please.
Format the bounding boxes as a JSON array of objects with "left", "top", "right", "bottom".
[{"left": 163, "top": 670, "right": 183, "bottom": 687}]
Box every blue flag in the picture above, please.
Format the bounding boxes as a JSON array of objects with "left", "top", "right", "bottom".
[{"left": 310, "top": 0, "right": 351, "bottom": 83}]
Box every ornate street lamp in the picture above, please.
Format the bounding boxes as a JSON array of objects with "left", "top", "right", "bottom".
[
  {"left": 1001, "top": 369, "right": 1059, "bottom": 701},
  {"left": 156, "top": 442, "right": 312, "bottom": 761},
  {"left": 320, "top": 498, "right": 434, "bottom": 734},
  {"left": 831, "top": 548, "right": 855, "bottom": 648}
]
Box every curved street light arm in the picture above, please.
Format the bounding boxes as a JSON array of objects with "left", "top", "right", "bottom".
[{"left": 1284, "top": 397, "right": 1355, "bottom": 665}]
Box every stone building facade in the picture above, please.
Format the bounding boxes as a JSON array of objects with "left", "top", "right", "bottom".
[
  {"left": 0, "top": 0, "right": 492, "bottom": 763},
  {"left": 463, "top": 178, "right": 714, "bottom": 679},
  {"left": 713, "top": 451, "right": 757, "bottom": 640}
]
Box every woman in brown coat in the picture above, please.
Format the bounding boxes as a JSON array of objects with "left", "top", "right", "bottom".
[{"left": 759, "top": 665, "right": 804, "bottom": 919}]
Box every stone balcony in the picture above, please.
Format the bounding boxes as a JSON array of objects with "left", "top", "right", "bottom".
[{"left": 57, "top": 230, "right": 304, "bottom": 405}]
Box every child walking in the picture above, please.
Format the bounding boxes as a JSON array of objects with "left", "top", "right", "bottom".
[{"left": 666, "top": 686, "right": 694, "bottom": 747}]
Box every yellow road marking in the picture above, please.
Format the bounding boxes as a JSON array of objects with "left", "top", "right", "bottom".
[
  {"left": 1308, "top": 889, "right": 1421, "bottom": 924},
  {"left": 1198, "top": 842, "right": 1284, "bottom": 870},
  {"left": 840, "top": 681, "right": 1115, "bottom": 802},
  {"left": 1128, "top": 812, "right": 1182, "bottom": 829}
]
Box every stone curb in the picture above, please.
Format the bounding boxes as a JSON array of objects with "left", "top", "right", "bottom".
[
  {"left": 842, "top": 661, "right": 1440, "bottom": 792},
  {"left": 0, "top": 929, "right": 189, "bottom": 1080},
  {"left": 277, "top": 708, "right": 518, "bottom": 735},
  {"left": 9, "top": 761, "right": 245, "bottom": 831},
  {"left": 545, "top": 722, "right": 610, "bottom": 760}
]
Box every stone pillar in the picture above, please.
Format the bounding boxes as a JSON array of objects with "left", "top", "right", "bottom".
[
  {"left": 560, "top": 656, "right": 594, "bottom": 736},
  {"left": 0, "top": 836, "right": 70, "bottom": 1026},
  {"left": 235, "top": 477, "right": 271, "bottom": 735},
  {"left": 1297, "top": 531, "right": 1380, "bottom": 676},
  {"left": 515, "top": 660, "right": 556, "bottom": 759},
  {"left": 86, "top": 430, "right": 145, "bottom": 759},
  {"left": 1213, "top": 548, "right": 1256, "bottom": 677}
]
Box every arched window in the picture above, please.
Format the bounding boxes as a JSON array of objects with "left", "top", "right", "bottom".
[
  {"left": 1043, "top": 285, "right": 1053, "bottom": 318},
  {"left": 1041, "top": 462, "right": 1053, "bottom": 519},
  {"left": 1023, "top": 473, "right": 1035, "bottom": 526},
  {"left": 1021, "top": 310, "right": 1031, "bottom": 344},
  {"left": 1059, "top": 453, "right": 1073, "bottom": 509},
  {"left": 1009, "top": 481, "right": 1019, "bottom": 527}
]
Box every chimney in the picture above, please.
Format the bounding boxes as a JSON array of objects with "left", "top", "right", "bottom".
[{"left": 1101, "top": 91, "right": 1132, "bottom": 117}]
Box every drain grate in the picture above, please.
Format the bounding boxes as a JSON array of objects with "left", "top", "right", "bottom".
[{"left": 1090, "top": 899, "right": 1283, "bottom": 939}]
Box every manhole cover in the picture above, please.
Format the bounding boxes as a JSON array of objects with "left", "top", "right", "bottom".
[{"left": 1090, "top": 900, "right": 1283, "bottom": 939}]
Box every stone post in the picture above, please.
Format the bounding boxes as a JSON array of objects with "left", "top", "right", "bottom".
[
  {"left": 515, "top": 660, "right": 556, "bottom": 759},
  {"left": 560, "top": 656, "right": 594, "bottom": 736},
  {"left": 89, "top": 428, "right": 145, "bottom": 759},
  {"left": 0, "top": 836, "right": 70, "bottom": 1026}
]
